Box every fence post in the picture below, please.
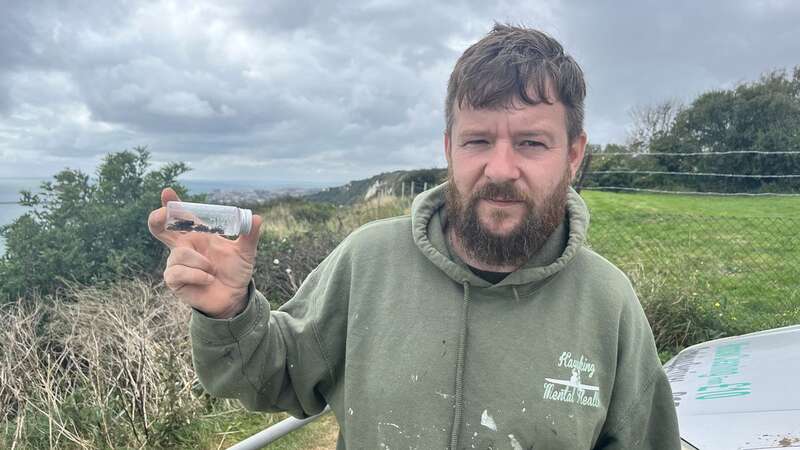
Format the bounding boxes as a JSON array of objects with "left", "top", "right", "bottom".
[
  {"left": 411, "top": 181, "right": 415, "bottom": 197},
  {"left": 423, "top": 182, "right": 428, "bottom": 192},
  {"left": 401, "top": 182, "right": 405, "bottom": 198}
]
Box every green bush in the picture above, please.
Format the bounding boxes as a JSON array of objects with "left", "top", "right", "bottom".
[
  {"left": 291, "top": 201, "right": 337, "bottom": 224},
  {"left": 255, "top": 229, "right": 343, "bottom": 309},
  {"left": 630, "top": 267, "right": 731, "bottom": 362},
  {"left": 0, "top": 147, "right": 202, "bottom": 303}
]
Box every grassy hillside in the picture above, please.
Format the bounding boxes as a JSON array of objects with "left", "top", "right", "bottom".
[
  {"left": 306, "top": 168, "right": 445, "bottom": 205},
  {"left": 4, "top": 188, "right": 797, "bottom": 449}
]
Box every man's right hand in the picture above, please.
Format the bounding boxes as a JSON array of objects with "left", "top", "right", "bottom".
[{"left": 148, "top": 187, "right": 264, "bottom": 319}]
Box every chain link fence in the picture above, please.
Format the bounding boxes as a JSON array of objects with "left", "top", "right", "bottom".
[{"left": 587, "top": 213, "right": 800, "bottom": 334}]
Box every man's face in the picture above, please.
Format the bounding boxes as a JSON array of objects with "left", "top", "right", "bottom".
[{"left": 444, "top": 96, "right": 586, "bottom": 267}]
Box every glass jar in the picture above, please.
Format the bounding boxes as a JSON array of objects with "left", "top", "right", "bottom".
[{"left": 165, "top": 201, "right": 253, "bottom": 237}]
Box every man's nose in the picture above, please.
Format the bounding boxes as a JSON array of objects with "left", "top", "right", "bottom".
[{"left": 484, "top": 141, "right": 520, "bottom": 183}]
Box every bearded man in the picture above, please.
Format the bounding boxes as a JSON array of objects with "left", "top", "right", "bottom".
[{"left": 149, "top": 23, "right": 680, "bottom": 449}]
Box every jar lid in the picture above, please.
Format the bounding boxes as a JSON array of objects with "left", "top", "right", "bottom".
[{"left": 240, "top": 208, "right": 253, "bottom": 235}]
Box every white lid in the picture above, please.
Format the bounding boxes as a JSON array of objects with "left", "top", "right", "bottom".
[{"left": 239, "top": 208, "right": 253, "bottom": 235}]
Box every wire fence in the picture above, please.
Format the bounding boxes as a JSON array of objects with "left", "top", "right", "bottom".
[
  {"left": 587, "top": 211, "right": 800, "bottom": 328},
  {"left": 581, "top": 149, "right": 800, "bottom": 196}
]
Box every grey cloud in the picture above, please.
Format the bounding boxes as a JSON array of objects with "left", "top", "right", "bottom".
[
  {"left": 1, "top": 0, "right": 486, "bottom": 175},
  {"left": 233, "top": 0, "right": 338, "bottom": 32},
  {"left": 0, "top": 14, "right": 34, "bottom": 70},
  {"left": 555, "top": 0, "right": 800, "bottom": 142},
  {"left": 1, "top": 0, "right": 798, "bottom": 183},
  {"left": 0, "top": 81, "right": 9, "bottom": 115}
]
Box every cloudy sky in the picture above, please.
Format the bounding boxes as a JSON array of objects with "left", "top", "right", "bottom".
[{"left": 1, "top": 0, "right": 799, "bottom": 187}]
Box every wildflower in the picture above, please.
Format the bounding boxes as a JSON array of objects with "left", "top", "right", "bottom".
[
  {"left": 714, "top": 302, "right": 720, "bottom": 308},
  {"left": 273, "top": 259, "right": 279, "bottom": 265},
  {"left": 286, "top": 268, "right": 292, "bottom": 274}
]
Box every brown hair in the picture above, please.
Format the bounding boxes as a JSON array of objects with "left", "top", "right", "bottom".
[{"left": 445, "top": 23, "right": 586, "bottom": 144}]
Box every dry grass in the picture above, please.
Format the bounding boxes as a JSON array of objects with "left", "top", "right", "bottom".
[
  {"left": 306, "top": 415, "right": 339, "bottom": 450},
  {"left": 258, "top": 194, "right": 412, "bottom": 240},
  {"left": 0, "top": 277, "right": 302, "bottom": 449},
  {"left": 0, "top": 276, "right": 343, "bottom": 449},
  {"left": 260, "top": 203, "right": 313, "bottom": 238},
  {"left": 324, "top": 195, "right": 411, "bottom": 234}
]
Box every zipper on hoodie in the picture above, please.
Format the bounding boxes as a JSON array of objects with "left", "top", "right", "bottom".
[{"left": 449, "top": 281, "right": 471, "bottom": 449}]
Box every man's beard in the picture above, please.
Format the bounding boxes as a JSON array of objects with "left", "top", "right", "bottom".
[{"left": 445, "top": 168, "right": 570, "bottom": 268}]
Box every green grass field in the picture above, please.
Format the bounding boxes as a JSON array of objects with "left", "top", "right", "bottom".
[
  {"left": 582, "top": 190, "right": 800, "bottom": 354},
  {"left": 582, "top": 189, "right": 800, "bottom": 217}
]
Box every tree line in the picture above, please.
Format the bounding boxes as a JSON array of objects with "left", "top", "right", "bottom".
[{"left": 583, "top": 66, "right": 800, "bottom": 193}]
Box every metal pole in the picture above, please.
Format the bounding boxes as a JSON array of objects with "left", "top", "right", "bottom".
[{"left": 226, "top": 406, "right": 331, "bottom": 450}]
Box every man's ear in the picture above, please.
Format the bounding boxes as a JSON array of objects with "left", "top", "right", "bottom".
[
  {"left": 568, "top": 131, "right": 588, "bottom": 181},
  {"left": 444, "top": 131, "right": 452, "bottom": 166}
]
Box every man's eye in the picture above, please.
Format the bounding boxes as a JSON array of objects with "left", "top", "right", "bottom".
[
  {"left": 520, "top": 140, "right": 545, "bottom": 148},
  {"left": 462, "top": 140, "right": 489, "bottom": 147}
]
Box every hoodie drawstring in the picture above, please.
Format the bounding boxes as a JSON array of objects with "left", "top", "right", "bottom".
[{"left": 449, "top": 281, "right": 471, "bottom": 450}]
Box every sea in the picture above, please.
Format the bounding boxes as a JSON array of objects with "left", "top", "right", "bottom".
[
  {"left": 0, "top": 177, "right": 43, "bottom": 257},
  {"left": 0, "top": 177, "right": 329, "bottom": 257}
]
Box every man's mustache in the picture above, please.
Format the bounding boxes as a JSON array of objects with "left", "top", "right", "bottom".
[{"left": 472, "top": 183, "right": 530, "bottom": 203}]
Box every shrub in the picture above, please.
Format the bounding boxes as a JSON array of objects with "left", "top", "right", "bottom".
[
  {"left": 251, "top": 196, "right": 411, "bottom": 309},
  {"left": 290, "top": 201, "right": 337, "bottom": 224},
  {"left": 626, "top": 264, "right": 732, "bottom": 362},
  {"left": 0, "top": 147, "right": 202, "bottom": 303},
  {"left": 255, "top": 229, "right": 342, "bottom": 309}
]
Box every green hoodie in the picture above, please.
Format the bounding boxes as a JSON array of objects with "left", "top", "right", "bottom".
[{"left": 190, "top": 183, "right": 680, "bottom": 449}]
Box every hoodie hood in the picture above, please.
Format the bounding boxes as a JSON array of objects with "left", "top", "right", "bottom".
[{"left": 411, "top": 182, "right": 590, "bottom": 292}]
